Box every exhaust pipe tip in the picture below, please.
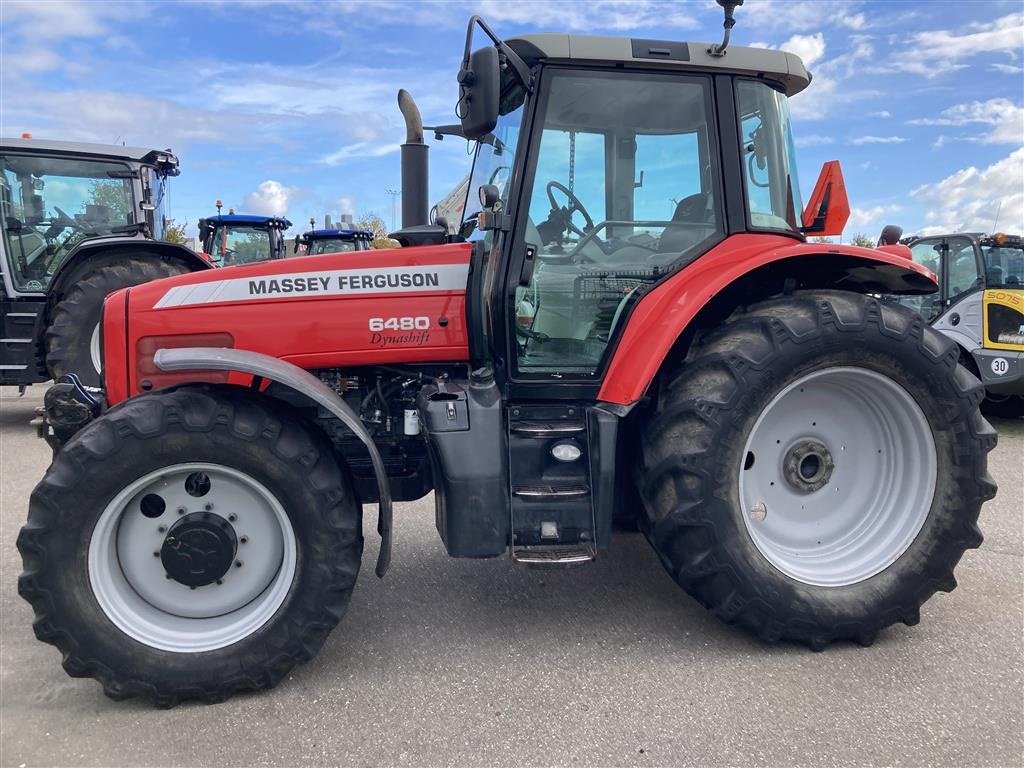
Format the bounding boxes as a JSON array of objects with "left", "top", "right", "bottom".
[{"left": 398, "top": 89, "right": 424, "bottom": 145}]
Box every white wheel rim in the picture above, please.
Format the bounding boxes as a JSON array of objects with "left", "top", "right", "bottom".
[
  {"left": 89, "top": 323, "right": 102, "bottom": 375},
  {"left": 89, "top": 463, "right": 297, "bottom": 652},
  {"left": 738, "top": 367, "right": 937, "bottom": 587}
]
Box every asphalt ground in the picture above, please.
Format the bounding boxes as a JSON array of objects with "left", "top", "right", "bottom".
[{"left": 1, "top": 386, "right": 1021, "bottom": 768}]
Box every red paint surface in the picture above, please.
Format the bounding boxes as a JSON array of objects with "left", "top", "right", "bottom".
[
  {"left": 103, "top": 244, "right": 472, "bottom": 403},
  {"left": 597, "top": 234, "right": 937, "bottom": 405}
]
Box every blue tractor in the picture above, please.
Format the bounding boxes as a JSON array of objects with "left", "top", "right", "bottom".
[
  {"left": 294, "top": 219, "right": 373, "bottom": 256},
  {"left": 198, "top": 210, "right": 292, "bottom": 266}
]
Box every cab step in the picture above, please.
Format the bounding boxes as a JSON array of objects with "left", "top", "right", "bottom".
[{"left": 511, "top": 543, "right": 597, "bottom": 565}]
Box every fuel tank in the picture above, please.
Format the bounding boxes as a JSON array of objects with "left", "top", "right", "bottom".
[{"left": 103, "top": 243, "right": 472, "bottom": 403}]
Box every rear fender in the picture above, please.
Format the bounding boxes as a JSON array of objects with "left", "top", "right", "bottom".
[
  {"left": 598, "top": 234, "right": 938, "bottom": 406},
  {"left": 153, "top": 347, "right": 393, "bottom": 578}
]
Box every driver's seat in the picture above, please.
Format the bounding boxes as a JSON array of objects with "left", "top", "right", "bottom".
[{"left": 658, "top": 193, "right": 713, "bottom": 254}]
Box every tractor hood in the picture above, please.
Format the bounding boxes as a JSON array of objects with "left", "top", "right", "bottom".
[{"left": 102, "top": 243, "right": 472, "bottom": 404}]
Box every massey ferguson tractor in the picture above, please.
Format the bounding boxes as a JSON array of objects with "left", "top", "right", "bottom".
[
  {"left": 0, "top": 138, "right": 211, "bottom": 390},
  {"left": 18, "top": 4, "right": 997, "bottom": 706}
]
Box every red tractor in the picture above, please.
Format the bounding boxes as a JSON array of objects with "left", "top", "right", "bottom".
[{"left": 19, "top": 5, "right": 996, "bottom": 706}]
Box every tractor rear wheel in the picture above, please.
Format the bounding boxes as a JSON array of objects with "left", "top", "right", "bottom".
[
  {"left": 638, "top": 290, "right": 997, "bottom": 648},
  {"left": 18, "top": 387, "right": 362, "bottom": 705},
  {"left": 45, "top": 258, "right": 188, "bottom": 387}
]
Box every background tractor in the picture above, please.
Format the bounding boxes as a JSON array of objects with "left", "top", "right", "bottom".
[
  {"left": 293, "top": 216, "right": 374, "bottom": 255},
  {"left": 20, "top": 4, "right": 996, "bottom": 706},
  {"left": 198, "top": 209, "right": 292, "bottom": 266},
  {"left": 884, "top": 230, "right": 1023, "bottom": 418},
  {"left": 1, "top": 137, "right": 210, "bottom": 388}
]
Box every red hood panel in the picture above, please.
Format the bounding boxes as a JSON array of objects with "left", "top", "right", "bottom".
[{"left": 110, "top": 244, "right": 472, "bottom": 401}]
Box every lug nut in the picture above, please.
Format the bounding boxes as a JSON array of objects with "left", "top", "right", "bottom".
[
  {"left": 216, "top": 579, "right": 223, "bottom": 585},
  {"left": 235, "top": 560, "right": 243, "bottom": 568},
  {"left": 157, "top": 525, "right": 167, "bottom": 533},
  {"left": 240, "top": 536, "right": 248, "bottom": 545},
  {"left": 153, "top": 551, "right": 160, "bottom": 558},
  {"left": 177, "top": 506, "right": 186, "bottom": 515},
  {"left": 204, "top": 503, "right": 213, "bottom": 511},
  {"left": 228, "top": 514, "right": 237, "bottom": 522}
]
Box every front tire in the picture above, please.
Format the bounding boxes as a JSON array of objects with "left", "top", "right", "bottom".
[
  {"left": 45, "top": 258, "right": 188, "bottom": 386},
  {"left": 18, "top": 387, "right": 362, "bottom": 705},
  {"left": 638, "top": 291, "right": 997, "bottom": 648}
]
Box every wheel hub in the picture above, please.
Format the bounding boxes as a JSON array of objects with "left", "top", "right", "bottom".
[
  {"left": 783, "top": 440, "right": 834, "bottom": 493},
  {"left": 161, "top": 512, "right": 237, "bottom": 587}
]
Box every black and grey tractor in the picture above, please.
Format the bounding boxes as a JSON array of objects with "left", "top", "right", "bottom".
[{"left": 0, "top": 137, "right": 210, "bottom": 389}]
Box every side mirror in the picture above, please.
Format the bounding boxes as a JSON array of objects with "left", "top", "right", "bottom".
[
  {"left": 801, "top": 160, "right": 850, "bottom": 237},
  {"left": 478, "top": 183, "right": 500, "bottom": 210},
  {"left": 458, "top": 46, "right": 500, "bottom": 140}
]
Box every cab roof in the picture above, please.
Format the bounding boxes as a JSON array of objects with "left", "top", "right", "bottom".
[
  {"left": 304, "top": 229, "right": 373, "bottom": 239},
  {"left": 200, "top": 214, "right": 292, "bottom": 229},
  {"left": 0, "top": 137, "right": 178, "bottom": 166},
  {"left": 506, "top": 34, "right": 811, "bottom": 96}
]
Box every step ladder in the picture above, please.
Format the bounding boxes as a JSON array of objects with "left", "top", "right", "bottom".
[{"left": 507, "top": 405, "right": 597, "bottom": 565}]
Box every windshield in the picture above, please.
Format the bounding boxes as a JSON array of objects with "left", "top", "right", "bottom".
[
  {"left": 308, "top": 238, "right": 363, "bottom": 255},
  {"left": 0, "top": 154, "right": 135, "bottom": 292},
  {"left": 207, "top": 225, "right": 272, "bottom": 266},
  {"left": 736, "top": 80, "right": 803, "bottom": 232},
  {"left": 981, "top": 242, "right": 1024, "bottom": 288}
]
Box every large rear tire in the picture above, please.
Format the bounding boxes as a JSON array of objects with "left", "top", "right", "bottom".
[
  {"left": 637, "top": 290, "right": 997, "bottom": 648},
  {"left": 18, "top": 387, "right": 362, "bottom": 705},
  {"left": 45, "top": 258, "right": 188, "bottom": 386}
]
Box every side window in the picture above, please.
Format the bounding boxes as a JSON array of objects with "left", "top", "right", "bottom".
[
  {"left": 901, "top": 240, "right": 944, "bottom": 321},
  {"left": 634, "top": 132, "right": 702, "bottom": 222}
]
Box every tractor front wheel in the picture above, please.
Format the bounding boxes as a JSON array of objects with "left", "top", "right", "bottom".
[
  {"left": 18, "top": 387, "right": 362, "bottom": 705},
  {"left": 638, "top": 290, "right": 997, "bottom": 648}
]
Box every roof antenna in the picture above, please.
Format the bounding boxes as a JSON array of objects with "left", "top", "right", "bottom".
[{"left": 708, "top": 0, "right": 744, "bottom": 58}]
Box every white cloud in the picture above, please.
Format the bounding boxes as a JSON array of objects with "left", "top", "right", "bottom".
[
  {"left": 739, "top": 1, "right": 867, "bottom": 32},
  {"left": 845, "top": 204, "right": 903, "bottom": 235},
  {"left": 780, "top": 32, "right": 827, "bottom": 68},
  {"left": 796, "top": 134, "right": 835, "bottom": 147},
  {"left": 322, "top": 142, "right": 401, "bottom": 166},
  {"left": 911, "top": 148, "right": 1024, "bottom": 235},
  {"left": 850, "top": 135, "right": 908, "bottom": 145},
  {"left": 891, "top": 12, "right": 1024, "bottom": 78},
  {"left": 909, "top": 98, "right": 1024, "bottom": 145},
  {"left": 868, "top": 110, "right": 892, "bottom": 118},
  {"left": 336, "top": 197, "right": 356, "bottom": 216},
  {"left": 244, "top": 180, "right": 299, "bottom": 217},
  {"left": 990, "top": 62, "right": 1024, "bottom": 74}
]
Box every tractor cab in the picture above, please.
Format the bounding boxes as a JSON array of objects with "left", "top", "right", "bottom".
[
  {"left": 198, "top": 213, "right": 292, "bottom": 266},
  {"left": 443, "top": 21, "right": 846, "bottom": 382},
  {"left": 294, "top": 227, "right": 373, "bottom": 256}
]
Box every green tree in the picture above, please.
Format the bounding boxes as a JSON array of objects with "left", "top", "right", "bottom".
[
  {"left": 811, "top": 236, "right": 835, "bottom": 244},
  {"left": 163, "top": 219, "right": 187, "bottom": 245},
  {"left": 355, "top": 213, "right": 400, "bottom": 249},
  {"left": 88, "top": 179, "right": 131, "bottom": 224},
  {"left": 850, "top": 233, "right": 875, "bottom": 248}
]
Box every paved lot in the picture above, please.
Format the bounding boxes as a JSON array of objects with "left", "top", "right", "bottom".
[{"left": 0, "top": 386, "right": 1021, "bottom": 767}]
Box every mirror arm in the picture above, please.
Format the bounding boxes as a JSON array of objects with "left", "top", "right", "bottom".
[{"left": 462, "top": 15, "right": 534, "bottom": 93}]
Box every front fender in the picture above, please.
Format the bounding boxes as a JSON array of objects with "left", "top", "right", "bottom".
[
  {"left": 51, "top": 237, "right": 212, "bottom": 296},
  {"left": 598, "top": 234, "right": 938, "bottom": 406},
  {"left": 154, "top": 347, "right": 393, "bottom": 578}
]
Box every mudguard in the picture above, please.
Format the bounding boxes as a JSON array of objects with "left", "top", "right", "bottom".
[
  {"left": 598, "top": 234, "right": 939, "bottom": 406},
  {"left": 154, "top": 347, "right": 394, "bottom": 578}
]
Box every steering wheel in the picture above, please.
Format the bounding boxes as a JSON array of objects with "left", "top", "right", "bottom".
[
  {"left": 546, "top": 181, "right": 595, "bottom": 238},
  {"left": 42, "top": 205, "right": 81, "bottom": 239}
]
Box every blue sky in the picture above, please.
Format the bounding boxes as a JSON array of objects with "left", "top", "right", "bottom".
[{"left": 2, "top": 0, "right": 1022, "bottom": 240}]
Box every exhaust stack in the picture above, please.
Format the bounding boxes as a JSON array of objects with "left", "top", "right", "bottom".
[{"left": 397, "top": 89, "right": 429, "bottom": 228}]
